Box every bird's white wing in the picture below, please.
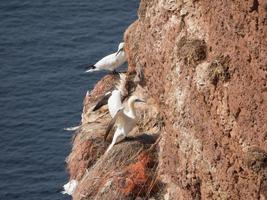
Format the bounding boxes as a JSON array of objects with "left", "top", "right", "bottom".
[
  {"left": 104, "top": 108, "right": 125, "bottom": 141},
  {"left": 95, "top": 53, "right": 117, "bottom": 70},
  {"left": 92, "top": 91, "right": 112, "bottom": 111},
  {"left": 108, "top": 90, "right": 122, "bottom": 118}
]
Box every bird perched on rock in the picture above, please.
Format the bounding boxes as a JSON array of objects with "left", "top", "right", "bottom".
[
  {"left": 64, "top": 74, "right": 127, "bottom": 132},
  {"left": 105, "top": 95, "right": 145, "bottom": 153},
  {"left": 61, "top": 179, "right": 78, "bottom": 196},
  {"left": 85, "top": 42, "right": 126, "bottom": 73},
  {"left": 92, "top": 73, "right": 127, "bottom": 113}
]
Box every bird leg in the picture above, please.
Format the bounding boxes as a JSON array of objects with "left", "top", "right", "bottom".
[{"left": 106, "top": 130, "right": 123, "bottom": 153}]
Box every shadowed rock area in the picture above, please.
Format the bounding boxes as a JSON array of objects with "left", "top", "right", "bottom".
[{"left": 67, "top": 0, "right": 267, "bottom": 199}]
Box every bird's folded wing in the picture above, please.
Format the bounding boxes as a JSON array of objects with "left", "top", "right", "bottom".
[
  {"left": 108, "top": 90, "right": 122, "bottom": 118},
  {"left": 96, "top": 53, "right": 116, "bottom": 68},
  {"left": 104, "top": 108, "right": 124, "bottom": 140},
  {"left": 92, "top": 91, "right": 112, "bottom": 111}
]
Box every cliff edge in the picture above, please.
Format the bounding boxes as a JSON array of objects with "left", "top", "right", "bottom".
[{"left": 67, "top": 0, "right": 267, "bottom": 199}]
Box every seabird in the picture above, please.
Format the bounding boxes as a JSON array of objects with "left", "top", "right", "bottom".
[
  {"left": 92, "top": 91, "right": 112, "bottom": 112},
  {"left": 92, "top": 73, "right": 127, "bottom": 113},
  {"left": 107, "top": 73, "right": 127, "bottom": 117},
  {"left": 107, "top": 90, "right": 122, "bottom": 118},
  {"left": 61, "top": 179, "right": 78, "bottom": 196},
  {"left": 105, "top": 95, "right": 145, "bottom": 153},
  {"left": 85, "top": 42, "right": 126, "bottom": 73},
  {"left": 64, "top": 74, "right": 127, "bottom": 132}
]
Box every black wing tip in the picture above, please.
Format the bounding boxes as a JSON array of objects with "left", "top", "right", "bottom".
[
  {"left": 92, "top": 92, "right": 112, "bottom": 112},
  {"left": 88, "top": 65, "right": 96, "bottom": 69},
  {"left": 92, "top": 105, "right": 99, "bottom": 111}
]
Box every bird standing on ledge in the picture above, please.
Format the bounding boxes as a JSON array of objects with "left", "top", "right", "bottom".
[
  {"left": 105, "top": 95, "right": 145, "bottom": 153},
  {"left": 91, "top": 73, "right": 127, "bottom": 113},
  {"left": 85, "top": 42, "right": 126, "bottom": 73}
]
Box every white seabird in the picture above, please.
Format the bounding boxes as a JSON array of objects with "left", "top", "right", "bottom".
[
  {"left": 107, "top": 90, "right": 122, "bottom": 118},
  {"left": 92, "top": 73, "right": 127, "bottom": 113},
  {"left": 105, "top": 95, "right": 145, "bottom": 153},
  {"left": 61, "top": 179, "right": 78, "bottom": 196},
  {"left": 65, "top": 74, "right": 127, "bottom": 132},
  {"left": 107, "top": 73, "right": 127, "bottom": 117},
  {"left": 85, "top": 42, "right": 127, "bottom": 73}
]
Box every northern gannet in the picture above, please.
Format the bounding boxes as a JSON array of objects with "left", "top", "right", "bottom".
[
  {"left": 64, "top": 74, "right": 127, "bottom": 132},
  {"left": 92, "top": 73, "right": 127, "bottom": 113},
  {"left": 61, "top": 179, "right": 78, "bottom": 196},
  {"left": 85, "top": 42, "right": 126, "bottom": 73},
  {"left": 105, "top": 95, "right": 145, "bottom": 153}
]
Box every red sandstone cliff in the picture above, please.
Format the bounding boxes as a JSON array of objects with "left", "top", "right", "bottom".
[{"left": 67, "top": 0, "right": 267, "bottom": 199}]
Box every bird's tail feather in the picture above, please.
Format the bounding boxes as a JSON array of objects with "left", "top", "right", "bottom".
[
  {"left": 64, "top": 125, "right": 81, "bottom": 131},
  {"left": 85, "top": 68, "right": 98, "bottom": 73},
  {"left": 85, "top": 65, "right": 97, "bottom": 73}
]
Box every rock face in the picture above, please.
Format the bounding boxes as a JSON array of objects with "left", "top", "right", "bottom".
[{"left": 67, "top": 0, "right": 267, "bottom": 199}]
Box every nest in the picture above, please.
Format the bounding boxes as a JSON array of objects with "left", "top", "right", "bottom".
[
  {"left": 176, "top": 37, "right": 207, "bottom": 66},
  {"left": 208, "top": 55, "right": 230, "bottom": 85},
  {"left": 73, "top": 134, "right": 162, "bottom": 200}
]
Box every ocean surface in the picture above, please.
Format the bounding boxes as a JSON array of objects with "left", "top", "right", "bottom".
[{"left": 0, "top": 0, "right": 139, "bottom": 199}]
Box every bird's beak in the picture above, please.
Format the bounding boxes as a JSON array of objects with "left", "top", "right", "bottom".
[
  {"left": 135, "top": 99, "right": 146, "bottom": 103},
  {"left": 115, "top": 48, "right": 123, "bottom": 56}
]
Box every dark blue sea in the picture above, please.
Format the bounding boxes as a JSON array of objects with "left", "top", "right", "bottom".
[{"left": 0, "top": 1, "right": 139, "bottom": 199}]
